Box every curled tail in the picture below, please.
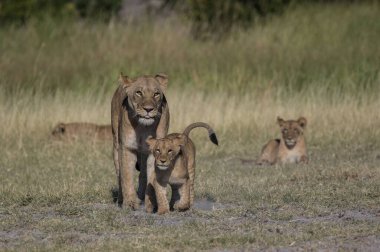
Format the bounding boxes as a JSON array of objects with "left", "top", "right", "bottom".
[{"left": 182, "top": 122, "right": 218, "bottom": 145}]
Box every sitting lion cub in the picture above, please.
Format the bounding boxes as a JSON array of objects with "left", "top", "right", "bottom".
[
  {"left": 257, "top": 116, "right": 308, "bottom": 165},
  {"left": 145, "top": 122, "right": 218, "bottom": 214}
]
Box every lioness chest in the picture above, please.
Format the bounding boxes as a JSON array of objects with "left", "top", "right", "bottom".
[
  {"left": 124, "top": 124, "right": 157, "bottom": 153},
  {"left": 279, "top": 143, "right": 306, "bottom": 164}
]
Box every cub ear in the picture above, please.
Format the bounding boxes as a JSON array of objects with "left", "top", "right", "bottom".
[
  {"left": 175, "top": 134, "right": 187, "bottom": 147},
  {"left": 146, "top": 136, "right": 157, "bottom": 149},
  {"left": 277, "top": 116, "right": 285, "bottom": 127},
  {"left": 118, "top": 72, "right": 133, "bottom": 88},
  {"left": 155, "top": 73, "right": 168, "bottom": 91},
  {"left": 297, "top": 117, "right": 307, "bottom": 129}
]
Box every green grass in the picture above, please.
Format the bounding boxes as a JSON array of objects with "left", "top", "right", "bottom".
[{"left": 1, "top": 2, "right": 380, "bottom": 251}]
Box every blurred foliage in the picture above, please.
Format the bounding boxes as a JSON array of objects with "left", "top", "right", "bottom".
[
  {"left": 164, "top": 0, "right": 374, "bottom": 38},
  {"left": 0, "top": 0, "right": 122, "bottom": 24},
  {"left": 183, "top": 0, "right": 290, "bottom": 39}
]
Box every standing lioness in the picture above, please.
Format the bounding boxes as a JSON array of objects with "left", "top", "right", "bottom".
[
  {"left": 111, "top": 73, "right": 170, "bottom": 209},
  {"left": 145, "top": 122, "right": 218, "bottom": 214},
  {"left": 257, "top": 117, "right": 308, "bottom": 165}
]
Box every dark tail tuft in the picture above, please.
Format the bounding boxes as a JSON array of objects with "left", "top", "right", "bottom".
[{"left": 209, "top": 133, "right": 218, "bottom": 146}]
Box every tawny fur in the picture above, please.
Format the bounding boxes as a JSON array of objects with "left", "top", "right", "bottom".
[
  {"left": 257, "top": 117, "right": 308, "bottom": 165},
  {"left": 51, "top": 122, "right": 112, "bottom": 141},
  {"left": 145, "top": 122, "right": 218, "bottom": 214},
  {"left": 111, "top": 73, "right": 170, "bottom": 209}
]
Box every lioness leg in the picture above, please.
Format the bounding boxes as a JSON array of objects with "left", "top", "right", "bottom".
[
  {"left": 299, "top": 155, "right": 309, "bottom": 164},
  {"left": 173, "top": 181, "right": 190, "bottom": 211},
  {"left": 137, "top": 153, "right": 148, "bottom": 202},
  {"left": 119, "top": 147, "right": 139, "bottom": 209},
  {"left": 145, "top": 155, "right": 157, "bottom": 213},
  {"left": 112, "top": 129, "right": 119, "bottom": 177}
]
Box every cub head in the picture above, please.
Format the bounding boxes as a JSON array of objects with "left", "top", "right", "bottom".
[
  {"left": 277, "top": 116, "right": 307, "bottom": 149},
  {"left": 146, "top": 135, "right": 186, "bottom": 170},
  {"left": 119, "top": 73, "right": 168, "bottom": 126},
  {"left": 52, "top": 123, "right": 66, "bottom": 137}
]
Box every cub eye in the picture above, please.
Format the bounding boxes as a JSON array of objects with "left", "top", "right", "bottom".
[
  {"left": 168, "top": 149, "right": 173, "bottom": 154},
  {"left": 282, "top": 129, "right": 288, "bottom": 134},
  {"left": 154, "top": 92, "right": 160, "bottom": 98},
  {"left": 136, "top": 91, "right": 143, "bottom": 97},
  {"left": 155, "top": 149, "right": 160, "bottom": 154}
]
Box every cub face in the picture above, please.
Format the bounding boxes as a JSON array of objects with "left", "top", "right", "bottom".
[
  {"left": 146, "top": 135, "right": 186, "bottom": 170},
  {"left": 277, "top": 116, "right": 307, "bottom": 149},
  {"left": 119, "top": 74, "right": 168, "bottom": 126}
]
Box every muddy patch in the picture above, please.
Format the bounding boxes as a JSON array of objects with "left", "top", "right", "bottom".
[
  {"left": 288, "top": 209, "right": 380, "bottom": 224},
  {"left": 193, "top": 198, "right": 230, "bottom": 211}
]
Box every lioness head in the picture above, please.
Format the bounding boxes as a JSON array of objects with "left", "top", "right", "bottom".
[
  {"left": 119, "top": 73, "right": 168, "bottom": 126},
  {"left": 52, "top": 123, "right": 66, "bottom": 137},
  {"left": 277, "top": 116, "right": 307, "bottom": 149},
  {"left": 146, "top": 135, "right": 186, "bottom": 170}
]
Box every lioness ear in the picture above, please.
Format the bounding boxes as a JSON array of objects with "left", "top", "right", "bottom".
[
  {"left": 277, "top": 116, "right": 285, "bottom": 127},
  {"left": 298, "top": 117, "right": 307, "bottom": 129},
  {"left": 155, "top": 73, "right": 168, "bottom": 91},
  {"left": 52, "top": 123, "right": 65, "bottom": 135},
  {"left": 146, "top": 136, "right": 157, "bottom": 149},
  {"left": 118, "top": 72, "right": 132, "bottom": 88},
  {"left": 58, "top": 124, "right": 65, "bottom": 133}
]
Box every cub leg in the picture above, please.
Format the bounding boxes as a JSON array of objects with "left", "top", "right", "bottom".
[
  {"left": 145, "top": 182, "right": 157, "bottom": 213},
  {"left": 154, "top": 181, "right": 170, "bottom": 215},
  {"left": 170, "top": 185, "right": 180, "bottom": 210},
  {"left": 173, "top": 180, "right": 190, "bottom": 211}
]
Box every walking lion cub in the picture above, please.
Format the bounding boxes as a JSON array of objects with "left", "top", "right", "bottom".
[
  {"left": 145, "top": 122, "right": 218, "bottom": 214},
  {"left": 257, "top": 116, "right": 308, "bottom": 165}
]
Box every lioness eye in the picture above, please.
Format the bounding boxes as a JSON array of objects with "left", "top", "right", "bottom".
[
  {"left": 168, "top": 149, "right": 173, "bottom": 154},
  {"left": 136, "top": 91, "right": 142, "bottom": 96},
  {"left": 155, "top": 149, "right": 160, "bottom": 154},
  {"left": 283, "top": 129, "right": 288, "bottom": 134},
  {"left": 154, "top": 92, "right": 160, "bottom": 97}
]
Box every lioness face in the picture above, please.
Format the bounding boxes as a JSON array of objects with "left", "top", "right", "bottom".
[
  {"left": 278, "top": 117, "right": 307, "bottom": 149},
  {"left": 52, "top": 123, "right": 65, "bottom": 137},
  {"left": 120, "top": 74, "right": 168, "bottom": 126},
  {"left": 146, "top": 136, "right": 185, "bottom": 170}
]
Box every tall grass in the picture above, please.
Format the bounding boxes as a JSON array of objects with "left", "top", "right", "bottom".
[
  {"left": 0, "top": 3, "right": 379, "bottom": 97},
  {"left": 0, "top": 2, "right": 379, "bottom": 152}
]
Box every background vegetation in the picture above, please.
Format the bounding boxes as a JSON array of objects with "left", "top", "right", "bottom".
[{"left": 0, "top": 1, "right": 379, "bottom": 251}]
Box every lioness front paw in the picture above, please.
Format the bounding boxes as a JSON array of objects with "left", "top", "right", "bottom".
[
  {"left": 173, "top": 202, "right": 190, "bottom": 211},
  {"left": 300, "top": 155, "right": 309, "bottom": 164},
  {"left": 123, "top": 199, "right": 139, "bottom": 210}
]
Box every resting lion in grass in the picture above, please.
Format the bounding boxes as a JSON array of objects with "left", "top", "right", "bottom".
[
  {"left": 257, "top": 116, "right": 308, "bottom": 165},
  {"left": 111, "top": 73, "right": 169, "bottom": 209},
  {"left": 52, "top": 122, "right": 112, "bottom": 141},
  {"left": 145, "top": 122, "right": 218, "bottom": 214}
]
